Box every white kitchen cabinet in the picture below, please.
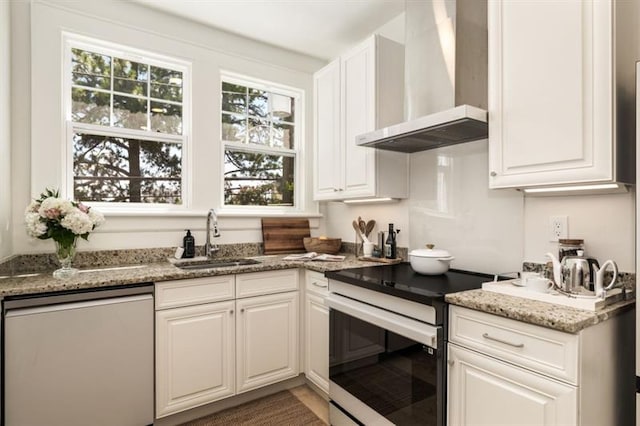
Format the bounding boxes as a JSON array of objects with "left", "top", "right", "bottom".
[
  {"left": 313, "top": 34, "right": 408, "bottom": 201},
  {"left": 155, "top": 269, "right": 300, "bottom": 417},
  {"left": 236, "top": 291, "right": 299, "bottom": 393},
  {"left": 304, "top": 270, "right": 329, "bottom": 394},
  {"left": 448, "top": 344, "right": 577, "bottom": 426},
  {"left": 156, "top": 300, "right": 235, "bottom": 418},
  {"left": 488, "top": 0, "right": 636, "bottom": 189},
  {"left": 448, "top": 305, "right": 634, "bottom": 426}
]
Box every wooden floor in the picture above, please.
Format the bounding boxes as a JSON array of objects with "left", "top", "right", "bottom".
[
  {"left": 178, "top": 385, "right": 329, "bottom": 426},
  {"left": 289, "top": 385, "right": 329, "bottom": 425}
]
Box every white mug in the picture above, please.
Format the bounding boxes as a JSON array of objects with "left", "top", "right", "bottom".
[
  {"left": 526, "top": 277, "right": 553, "bottom": 293},
  {"left": 520, "top": 271, "right": 539, "bottom": 286},
  {"left": 363, "top": 242, "right": 374, "bottom": 257}
]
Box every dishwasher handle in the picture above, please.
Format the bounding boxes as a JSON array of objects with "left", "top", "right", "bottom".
[
  {"left": 5, "top": 294, "right": 153, "bottom": 318},
  {"left": 3, "top": 283, "right": 154, "bottom": 311}
]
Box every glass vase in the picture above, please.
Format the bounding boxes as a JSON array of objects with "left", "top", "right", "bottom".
[{"left": 53, "top": 238, "right": 78, "bottom": 279}]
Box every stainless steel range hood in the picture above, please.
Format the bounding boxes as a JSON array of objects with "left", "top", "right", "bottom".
[{"left": 358, "top": 0, "right": 488, "bottom": 153}]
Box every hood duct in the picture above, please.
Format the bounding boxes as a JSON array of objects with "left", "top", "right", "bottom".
[{"left": 358, "top": 0, "right": 488, "bottom": 153}]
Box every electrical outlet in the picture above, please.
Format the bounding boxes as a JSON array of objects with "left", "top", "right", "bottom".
[{"left": 549, "top": 215, "right": 568, "bottom": 241}]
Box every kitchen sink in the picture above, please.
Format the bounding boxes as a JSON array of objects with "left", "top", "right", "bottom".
[{"left": 175, "top": 258, "right": 261, "bottom": 270}]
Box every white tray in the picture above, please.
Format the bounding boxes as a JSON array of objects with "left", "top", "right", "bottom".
[{"left": 481, "top": 280, "right": 623, "bottom": 311}]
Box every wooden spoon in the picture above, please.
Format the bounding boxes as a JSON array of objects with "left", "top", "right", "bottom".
[
  {"left": 358, "top": 216, "right": 366, "bottom": 234},
  {"left": 352, "top": 219, "right": 370, "bottom": 243},
  {"left": 365, "top": 220, "right": 376, "bottom": 237}
]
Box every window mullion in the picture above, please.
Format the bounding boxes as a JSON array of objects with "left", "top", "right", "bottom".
[
  {"left": 71, "top": 122, "right": 184, "bottom": 144},
  {"left": 244, "top": 87, "right": 249, "bottom": 144},
  {"left": 147, "top": 63, "right": 151, "bottom": 132},
  {"left": 110, "top": 54, "right": 114, "bottom": 127},
  {"left": 224, "top": 141, "right": 296, "bottom": 157}
]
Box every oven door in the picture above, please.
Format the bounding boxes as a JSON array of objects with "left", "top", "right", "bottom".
[{"left": 327, "top": 293, "right": 444, "bottom": 426}]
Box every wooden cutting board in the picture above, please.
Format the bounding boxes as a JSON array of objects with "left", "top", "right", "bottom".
[{"left": 261, "top": 218, "right": 311, "bottom": 255}]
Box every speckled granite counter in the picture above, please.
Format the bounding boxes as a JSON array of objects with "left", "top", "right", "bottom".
[
  {"left": 0, "top": 254, "right": 380, "bottom": 298},
  {"left": 445, "top": 289, "right": 635, "bottom": 333}
]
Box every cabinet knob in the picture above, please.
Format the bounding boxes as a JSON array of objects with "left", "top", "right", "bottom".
[
  {"left": 448, "top": 360, "right": 454, "bottom": 366},
  {"left": 490, "top": 171, "right": 497, "bottom": 177},
  {"left": 230, "top": 310, "right": 234, "bottom": 315},
  {"left": 241, "top": 308, "right": 245, "bottom": 313}
]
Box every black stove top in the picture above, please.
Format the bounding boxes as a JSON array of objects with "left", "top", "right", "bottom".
[{"left": 325, "top": 262, "right": 496, "bottom": 306}]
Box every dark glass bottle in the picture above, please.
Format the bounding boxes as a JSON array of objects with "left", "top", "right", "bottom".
[
  {"left": 183, "top": 229, "right": 195, "bottom": 258},
  {"left": 384, "top": 223, "right": 396, "bottom": 259}
]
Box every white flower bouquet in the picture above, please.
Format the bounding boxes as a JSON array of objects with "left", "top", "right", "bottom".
[{"left": 25, "top": 188, "right": 104, "bottom": 278}]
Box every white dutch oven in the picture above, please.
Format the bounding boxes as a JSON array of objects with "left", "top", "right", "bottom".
[{"left": 409, "top": 244, "right": 455, "bottom": 275}]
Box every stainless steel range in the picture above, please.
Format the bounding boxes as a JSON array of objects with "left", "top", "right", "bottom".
[{"left": 325, "top": 264, "right": 497, "bottom": 426}]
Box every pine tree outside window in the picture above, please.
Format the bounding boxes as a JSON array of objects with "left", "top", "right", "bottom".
[
  {"left": 64, "top": 35, "right": 190, "bottom": 206},
  {"left": 221, "top": 74, "right": 301, "bottom": 208}
]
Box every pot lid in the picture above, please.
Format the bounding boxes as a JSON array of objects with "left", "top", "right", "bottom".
[{"left": 410, "top": 244, "right": 452, "bottom": 258}]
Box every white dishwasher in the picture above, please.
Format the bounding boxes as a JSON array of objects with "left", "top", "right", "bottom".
[{"left": 3, "top": 284, "right": 154, "bottom": 426}]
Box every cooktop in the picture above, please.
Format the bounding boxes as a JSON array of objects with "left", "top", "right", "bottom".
[{"left": 325, "top": 262, "right": 498, "bottom": 306}]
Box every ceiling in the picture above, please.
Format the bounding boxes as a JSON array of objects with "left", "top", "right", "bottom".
[{"left": 131, "top": 0, "right": 405, "bottom": 60}]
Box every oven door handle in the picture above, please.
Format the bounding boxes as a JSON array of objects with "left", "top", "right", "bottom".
[{"left": 326, "top": 293, "right": 439, "bottom": 349}]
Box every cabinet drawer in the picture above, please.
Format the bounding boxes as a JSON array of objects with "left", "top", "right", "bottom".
[
  {"left": 305, "top": 270, "right": 329, "bottom": 297},
  {"left": 449, "top": 306, "right": 579, "bottom": 385},
  {"left": 155, "top": 276, "right": 235, "bottom": 310},
  {"left": 236, "top": 269, "right": 299, "bottom": 298}
]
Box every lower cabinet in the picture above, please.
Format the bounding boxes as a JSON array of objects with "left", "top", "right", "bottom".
[
  {"left": 155, "top": 269, "right": 300, "bottom": 419},
  {"left": 304, "top": 270, "right": 329, "bottom": 394},
  {"left": 448, "top": 344, "right": 577, "bottom": 426},
  {"left": 236, "top": 291, "right": 299, "bottom": 393},
  {"left": 156, "top": 301, "right": 235, "bottom": 418},
  {"left": 447, "top": 305, "right": 634, "bottom": 426}
]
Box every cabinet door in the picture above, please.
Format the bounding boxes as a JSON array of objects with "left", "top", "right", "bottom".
[
  {"left": 448, "top": 344, "right": 577, "bottom": 426},
  {"left": 236, "top": 292, "right": 299, "bottom": 393},
  {"left": 313, "top": 59, "right": 344, "bottom": 200},
  {"left": 156, "top": 301, "right": 235, "bottom": 418},
  {"left": 488, "top": 0, "right": 613, "bottom": 188},
  {"left": 341, "top": 36, "right": 377, "bottom": 198},
  {"left": 305, "top": 292, "right": 329, "bottom": 394}
]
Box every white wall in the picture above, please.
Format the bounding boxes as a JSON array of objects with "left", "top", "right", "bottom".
[
  {"left": 523, "top": 193, "right": 635, "bottom": 272},
  {"left": 0, "top": 0, "right": 11, "bottom": 261},
  {"left": 323, "top": 144, "right": 635, "bottom": 273},
  {"left": 322, "top": 200, "right": 410, "bottom": 250},
  {"left": 12, "top": 0, "right": 326, "bottom": 254},
  {"left": 409, "top": 140, "right": 524, "bottom": 275}
]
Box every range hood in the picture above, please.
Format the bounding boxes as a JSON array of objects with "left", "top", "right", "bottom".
[{"left": 358, "top": 0, "right": 488, "bottom": 153}]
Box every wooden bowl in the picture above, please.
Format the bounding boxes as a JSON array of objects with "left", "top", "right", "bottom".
[{"left": 303, "top": 237, "right": 342, "bottom": 255}]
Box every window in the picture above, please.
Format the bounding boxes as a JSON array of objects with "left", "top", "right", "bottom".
[
  {"left": 221, "top": 74, "right": 301, "bottom": 208},
  {"left": 64, "top": 36, "right": 189, "bottom": 205}
]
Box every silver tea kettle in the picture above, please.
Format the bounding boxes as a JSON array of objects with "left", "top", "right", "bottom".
[
  {"left": 563, "top": 251, "right": 600, "bottom": 291},
  {"left": 546, "top": 251, "right": 614, "bottom": 294}
]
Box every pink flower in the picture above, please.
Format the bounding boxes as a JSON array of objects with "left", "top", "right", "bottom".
[
  {"left": 42, "top": 208, "right": 62, "bottom": 219},
  {"left": 77, "top": 203, "right": 89, "bottom": 213}
]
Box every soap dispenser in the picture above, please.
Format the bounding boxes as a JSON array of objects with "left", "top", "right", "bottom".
[{"left": 183, "top": 230, "right": 195, "bottom": 258}]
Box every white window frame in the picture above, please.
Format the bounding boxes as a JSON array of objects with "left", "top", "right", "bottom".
[
  {"left": 220, "top": 71, "right": 305, "bottom": 214},
  {"left": 62, "top": 33, "right": 192, "bottom": 212}
]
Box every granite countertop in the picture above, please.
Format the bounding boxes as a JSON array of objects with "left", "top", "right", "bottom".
[
  {"left": 445, "top": 289, "right": 635, "bottom": 333},
  {"left": 1, "top": 248, "right": 634, "bottom": 334},
  {"left": 0, "top": 254, "right": 380, "bottom": 298}
]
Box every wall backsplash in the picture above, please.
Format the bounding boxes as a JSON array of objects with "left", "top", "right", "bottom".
[{"left": 323, "top": 139, "right": 635, "bottom": 274}]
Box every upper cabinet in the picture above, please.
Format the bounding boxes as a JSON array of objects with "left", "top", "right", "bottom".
[
  {"left": 488, "top": 0, "right": 636, "bottom": 189},
  {"left": 313, "top": 35, "right": 409, "bottom": 201}
]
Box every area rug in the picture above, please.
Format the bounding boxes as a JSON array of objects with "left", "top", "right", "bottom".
[{"left": 180, "top": 389, "right": 326, "bottom": 426}]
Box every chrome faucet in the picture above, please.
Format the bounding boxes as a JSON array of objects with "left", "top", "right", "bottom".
[{"left": 205, "top": 209, "right": 221, "bottom": 257}]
